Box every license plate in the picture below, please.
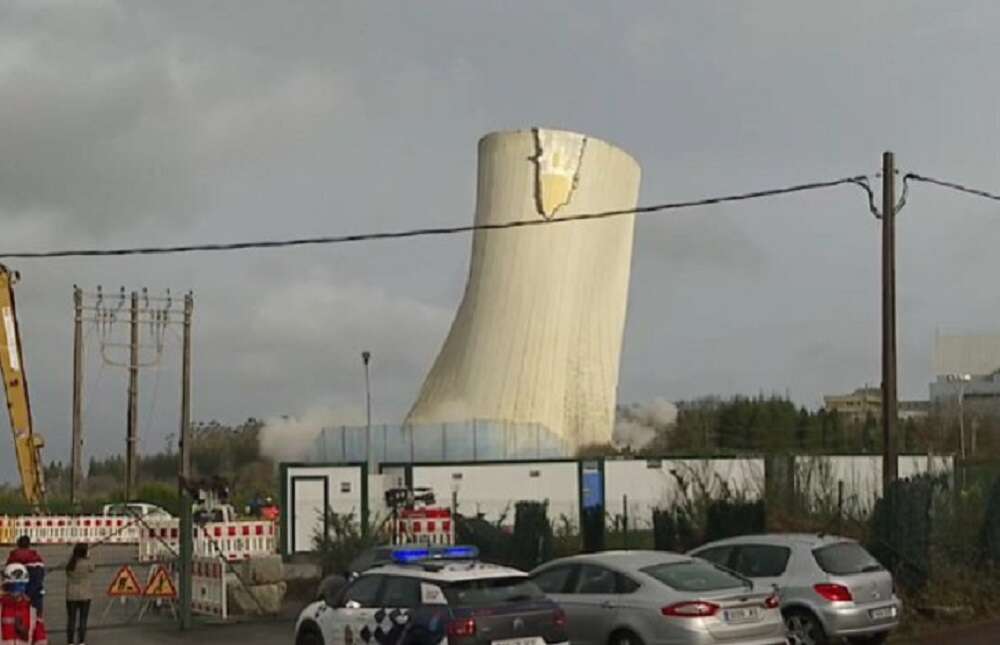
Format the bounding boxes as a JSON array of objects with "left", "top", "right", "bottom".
[
  {"left": 723, "top": 607, "right": 760, "bottom": 623},
  {"left": 869, "top": 607, "right": 897, "bottom": 620},
  {"left": 492, "top": 639, "right": 543, "bottom": 645}
]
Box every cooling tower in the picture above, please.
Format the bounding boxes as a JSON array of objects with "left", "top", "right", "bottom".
[{"left": 406, "top": 128, "right": 641, "bottom": 449}]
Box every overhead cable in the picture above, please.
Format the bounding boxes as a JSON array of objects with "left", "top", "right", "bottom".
[
  {"left": 0, "top": 175, "right": 873, "bottom": 259},
  {"left": 904, "top": 173, "right": 1000, "bottom": 202}
]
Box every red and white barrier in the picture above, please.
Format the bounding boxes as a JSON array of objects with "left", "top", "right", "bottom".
[
  {"left": 3, "top": 516, "right": 136, "bottom": 546},
  {"left": 396, "top": 508, "right": 454, "bottom": 545},
  {"left": 191, "top": 557, "right": 228, "bottom": 620},
  {"left": 0, "top": 515, "right": 275, "bottom": 564},
  {"left": 138, "top": 520, "right": 277, "bottom": 562}
]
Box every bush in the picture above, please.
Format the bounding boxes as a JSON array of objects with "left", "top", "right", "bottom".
[
  {"left": 456, "top": 514, "right": 512, "bottom": 565},
  {"left": 653, "top": 508, "right": 697, "bottom": 552},
  {"left": 704, "top": 499, "right": 765, "bottom": 543},
  {"left": 313, "top": 510, "right": 373, "bottom": 576},
  {"left": 870, "top": 476, "right": 939, "bottom": 591},
  {"left": 980, "top": 475, "right": 1000, "bottom": 564},
  {"left": 510, "top": 501, "right": 553, "bottom": 571}
]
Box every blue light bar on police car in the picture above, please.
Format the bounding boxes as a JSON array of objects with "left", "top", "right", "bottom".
[
  {"left": 434, "top": 545, "right": 479, "bottom": 559},
  {"left": 391, "top": 547, "right": 431, "bottom": 563},
  {"left": 390, "top": 545, "right": 479, "bottom": 564}
]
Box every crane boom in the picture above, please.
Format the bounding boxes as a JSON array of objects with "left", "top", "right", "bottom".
[{"left": 0, "top": 264, "right": 46, "bottom": 506}]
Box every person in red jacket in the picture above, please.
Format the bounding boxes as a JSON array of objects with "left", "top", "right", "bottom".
[
  {"left": 1, "top": 563, "right": 48, "bottom": 645},
  {"left": 5, "top": 537, "right": 44, "bottom": 614}
]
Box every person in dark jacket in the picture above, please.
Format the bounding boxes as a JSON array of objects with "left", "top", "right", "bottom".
[{"left": 6, "top": 536, "right": 45, "bottom": 614}]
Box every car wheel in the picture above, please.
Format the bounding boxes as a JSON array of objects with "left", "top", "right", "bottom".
[
  {"left": 609, "top": 629, "right": 644, "bottom": 645},
  {"left": 297, "top": 628, "right": 325, "bottom": 645},
  {"left": 784, "top": 610, "right": 828, "bottom": 645}
]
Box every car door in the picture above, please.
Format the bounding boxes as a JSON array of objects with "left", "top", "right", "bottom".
[
  {"left": 531, "top": 565, "right": 578, "bottom": 636},
  {"left": 378, "top": 576, "right": 423, "bottom": 642},
  {"left": 338, "top": 574, "right": 385, "bottom": 645},
  {"left": 559, "top": 564, "right": 621, "bottom": 645}
]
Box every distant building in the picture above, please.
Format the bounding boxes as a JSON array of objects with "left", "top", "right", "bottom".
[
  {"left": 930, "top": 333, "right": 1000, "bottom": 406},
  {"left": 930, "top": 371, "right": 1000, "bottom": 405},
  {"left": 934, "top": 333, "right": 1000, "bottom": 377},
  {"left": 824, "top": 387, "right": 929, "bottom": 422},
  {"left": 824, "top": 387, "right": 881, "bottom": 422}
]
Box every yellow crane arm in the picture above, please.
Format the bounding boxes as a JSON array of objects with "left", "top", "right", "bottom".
[{"left": 0, "top": 264, "right": 45, "bottom": 507}]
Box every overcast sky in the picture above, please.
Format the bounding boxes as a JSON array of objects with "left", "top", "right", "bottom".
[{"left": 3, "top": 1, "right": 1000, "bottom": 480}]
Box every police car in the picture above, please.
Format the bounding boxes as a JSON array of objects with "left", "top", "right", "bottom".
[{"left": 296, "top": 545, "right": 569, "bottom": 645}]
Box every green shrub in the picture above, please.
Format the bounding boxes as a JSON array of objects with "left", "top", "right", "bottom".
[
  {"left": 870, "top": 475, "right": 940, "bottom": 591},
  {"left": 456, "top": 514, "right": 512, "bottom": 565},
  {"left": 704, "top": 499, "right": 765, "bottom": 543},
  {"left": 313, "top": 510, "right": 374, "bottom": 576},
  {"left": 511, "top": 501, "right": 553, "bottom": 571},
  {"left": 653, "top": 508, "right": 697, "bottom": 552},
  {"left": 979, "top": 475, "right": 1000, "bottom": 564}
]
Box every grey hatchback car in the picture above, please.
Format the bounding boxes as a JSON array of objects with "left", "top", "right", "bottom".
[
  {"left": 690, "top": 534, "right": 900, "bottom": 645},
  {"left": 530, "top": 551, "right": 787, "bottom": 645}
]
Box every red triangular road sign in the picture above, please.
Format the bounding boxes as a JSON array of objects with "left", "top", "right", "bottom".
[
  {"left": 107, "top": 565, "right": 143, "bottom": 597},
  {"left": 143, "top": 565, "right": 178, "bottom": 599}
]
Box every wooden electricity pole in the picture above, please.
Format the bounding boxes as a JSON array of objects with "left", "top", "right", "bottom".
[
  {"left": 179, "top": 291, "right": 194, "bottom": 631},
  {"left": 881, "top": 151, "right": 899, "bottom": 495},
  {"left": 126, "top": 290, "right": 139, "bottom": 500},
  {"left": 71, "top": 286, "right": 83, "bottom": 505}
]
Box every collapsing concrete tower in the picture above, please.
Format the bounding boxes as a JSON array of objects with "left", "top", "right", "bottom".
[{"left": 406, "top": 128, "right": 641, "bottom": 450}]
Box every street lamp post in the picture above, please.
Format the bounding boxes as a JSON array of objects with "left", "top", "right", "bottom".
[
  {"left": 948, "top": 374, "right": 972, "bottom": 459},
  {"left": 362, "top": 351, "right": 373, "bottom": 469}
]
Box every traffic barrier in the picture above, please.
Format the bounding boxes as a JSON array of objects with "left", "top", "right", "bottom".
[
  {"left": 6, "top": 515, "right": 147, "bottom": 547},
  {"left": 191, "top": 557, "right": 228, "bottom": 620},
  {"left": 138, "top": 520, "right": 277, "bottom": 562},
  {"left": 0, "top": 516, "right": 12, "bottom": 545},
  {"left": 1, "top": 515, "right": 276, "bottom": 561},
  {"left": 397, "top": 508, "right": 454, "bottom": 545}
]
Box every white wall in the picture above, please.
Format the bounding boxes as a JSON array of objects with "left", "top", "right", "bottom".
[
  {"left": 794, "top": 455, "right": 954, "bottom": 514},
  {"left": 603, "top": 458, "right": 765, "bottom": 527},
  {"left": 284, "top": 465, "right": 364, "bottom": 554},
  {"left": 410, "top": 462, "right": 580, "bottom": 527}
]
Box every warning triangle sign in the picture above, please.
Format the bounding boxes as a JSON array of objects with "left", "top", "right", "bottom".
[
  {"left": 107, "top": 566, "right": 143, "bottom": 597},
  {"left": 143, "top": 565, "right": 178, "bottom": 599}
]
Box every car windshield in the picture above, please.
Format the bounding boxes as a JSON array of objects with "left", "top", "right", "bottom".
[
  {"left": 443, "top": 576, "right": 545, "bottom": 606},
  {"left": 642, "top": 560, "right": 749, "bottom": 592},
  {"left": 813, "top": 542, "right": 884, "bottom": 575},
  {"left": 106, "top": 504, "right": 139, "bottom": 516}
]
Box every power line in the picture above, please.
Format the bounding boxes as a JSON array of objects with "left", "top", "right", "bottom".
[
  {"left": 0, "top": 175, "right": 873, "bottom": 259},
  {"left": 905, "top": 173, "right": 1000, "bottom": 202}
]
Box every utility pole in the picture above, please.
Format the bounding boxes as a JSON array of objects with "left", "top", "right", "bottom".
[
  {"left": 180, "top": 293, "right": 193, "bottom": 479},
  {"left": 126, "top": 290, "right": 139, "bottom": 500},
  {"left": 179, "top": 292, "right": 193, "bottom": 631},
  {"left": 71, "top": 286, "right": 84, "bottom": 505},
  {"left": 881, "top": 151, "right": 899, "bottom": 495},
  {"left": 362, "top": 351, "right": 373, "bottom": 472}
]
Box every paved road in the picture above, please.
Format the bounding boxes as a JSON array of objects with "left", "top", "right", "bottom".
[
  {"left": 25, "top": 544, "right": 175, "bottom": 633},
  {"left": 83, "top": 618, "right": 294, "bottom": 645}
]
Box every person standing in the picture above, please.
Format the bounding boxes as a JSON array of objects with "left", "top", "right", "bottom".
[
  {"left": 5, "top": 536, "right": 45, "bottom": 614},
  {"left": 64, "top": 544, "right": 94, "bottom": 645}
]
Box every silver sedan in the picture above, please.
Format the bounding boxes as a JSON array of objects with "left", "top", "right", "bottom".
[{"left": 530, "top": 551, "right": 788, "bottom": 645}]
